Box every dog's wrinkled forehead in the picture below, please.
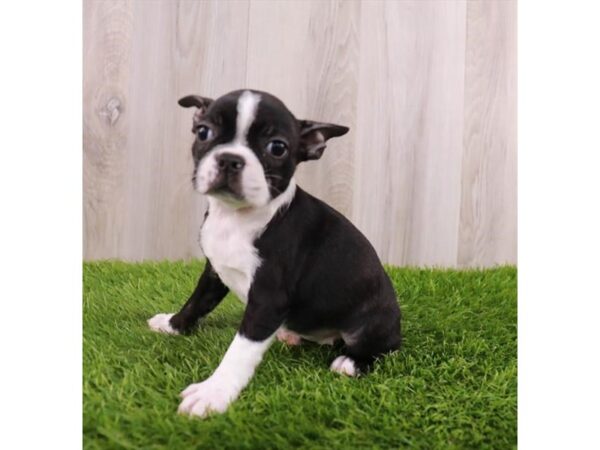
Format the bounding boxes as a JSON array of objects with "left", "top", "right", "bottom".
[
  {"left": 179, "top": 89, "right": 350, "bottom": 169},
  {"left": 205, "top": 90, "right": 299, "bottom": 145}
]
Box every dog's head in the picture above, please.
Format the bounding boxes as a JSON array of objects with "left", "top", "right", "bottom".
[{"left": 178, "top": 89, "right": 349, "bottom": 208}]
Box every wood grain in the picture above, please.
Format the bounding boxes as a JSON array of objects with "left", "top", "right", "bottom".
[
  {"left": 458, "top": 0, "right": 517, "bottom": 267},
  {"left": 120, "top": 0, "right": 251, "bottom": 261},
  {"left": 246, "top": 0, "right": 360, "bottom": 218},
  {"left": 353, "top": 0, "right": 467, "bottom": 266},
  {"left": 83, "top": 0, "right": 133, "bottom": 259},
  {"left": 83, "top": 0, "right": 517, "bottom": 267}
]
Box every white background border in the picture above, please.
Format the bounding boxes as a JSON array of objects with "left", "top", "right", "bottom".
[
  {"left": 519, "top": 0, "right": 600, "bottom": 448},
  {"left": 1, "top": 0, "right": 599, "bottom": 448},
  {"left": 0, "top": 1, "right": 82, "bottom": 449}
]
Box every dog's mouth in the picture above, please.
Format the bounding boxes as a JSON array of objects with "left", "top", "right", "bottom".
[{"left": 205, "top": 173, "right": 246, "bottom": 203}]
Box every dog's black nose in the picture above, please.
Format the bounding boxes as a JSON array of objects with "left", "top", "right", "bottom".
[{"left": 216, "top": 153, "right": 245, "bottom": 173}]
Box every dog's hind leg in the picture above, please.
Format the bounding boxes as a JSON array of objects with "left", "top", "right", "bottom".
[
  {"left": 276, "top": 327, "right": 302, "bottom": 346},
  {"left": 330, "top": 308, "right": 401, "bottom": 376}
]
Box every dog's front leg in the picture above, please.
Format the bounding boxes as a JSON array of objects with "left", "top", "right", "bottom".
[
  {"left": 148, "top": 260, "right": 228, "bottom": 334},
  {"left": 177, "top": 332, "right": 275, "bottom": 417},
  {"left": 178, "top": 280, "right": 287, "bottom": 418}
]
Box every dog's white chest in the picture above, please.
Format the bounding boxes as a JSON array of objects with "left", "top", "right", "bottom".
[
  {"left": 199, "top": 181, "right": 296, "bottom": 303},
  {"left": 200, "top": 205, "right": 264, "bottom": 303}
]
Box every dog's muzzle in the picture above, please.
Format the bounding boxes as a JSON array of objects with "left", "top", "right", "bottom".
[{"left": 206, "top": 152, "right": 246, "bottom": 198}]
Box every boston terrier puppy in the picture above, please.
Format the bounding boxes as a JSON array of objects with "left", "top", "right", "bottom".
[{"left": 148, "top": 89, "right": 401, "bottom": 418}]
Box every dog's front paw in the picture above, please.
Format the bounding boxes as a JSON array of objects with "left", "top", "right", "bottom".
[
  {"left": 147, "top": 313, "right": 179, "bottom": 334},
  {"left": 178, "top": 378, "right": 237, "bottom": 418}
]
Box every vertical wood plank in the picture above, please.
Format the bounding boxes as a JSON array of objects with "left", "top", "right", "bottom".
[
  {"left": 246, "top": 0, "right": 361, "bottom": 218},
  {"left": 120, "top": 0, "right": 250, "bottom": 260},
  {"left": 353, "top": 0, "right": 467, "bottom": 266},
  {"left": 458, "top": 0, "right": 517, "bottom": 267},
  {"left": 83, "top": 0, "right": 133, "bottom": 259}
]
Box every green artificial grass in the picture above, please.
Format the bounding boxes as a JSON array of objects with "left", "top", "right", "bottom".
[{"left": 83, "top": 260, "right": 516, "bottom": 450}]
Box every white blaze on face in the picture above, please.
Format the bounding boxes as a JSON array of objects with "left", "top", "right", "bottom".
[
  {"left": 235, "top": 90, "right": 260, "bottom": 145},
  {"left": 196, "top": 90, "right": 271, "bottom": 208}
]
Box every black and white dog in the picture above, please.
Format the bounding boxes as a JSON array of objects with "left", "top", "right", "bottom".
[{"left": 148, "top": 90, "right": 401, "bottom": 417}]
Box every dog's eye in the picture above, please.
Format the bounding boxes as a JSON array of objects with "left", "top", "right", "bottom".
[
  {"left": 266, "top": 140, "right": 288, "bottom": 158},
  {"left": 196, "top": 125, "right": 214, "bottom": 142}
]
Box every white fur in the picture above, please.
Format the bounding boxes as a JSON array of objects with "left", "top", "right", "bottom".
[
  {"left": 195, "top": 154, "right": 218, "bottom": 193},
  {"left": 330, "top": 355, "right": 358, "bottom": 377},
  {"left": 235, "top": 90, "right": 260, "bottom": 144},
  {"left": 147, "top": 313, "right": 179, "bottom": 334},
  {"left": 195, "top": 91, "right": 271, "bottom": 207},
  {"left": 196, "top": 145, "right": 271, "bottom": 207},
  {"left": 178, "top": 333, "right": 274, "bottom": 417},
  {"left": 201, "top": 179, "right": 296, "bottom": 303}
]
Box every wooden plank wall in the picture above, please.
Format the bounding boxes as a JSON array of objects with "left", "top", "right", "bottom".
[{"left": 83, "top": 0, "right": 517, "bottom": 267}]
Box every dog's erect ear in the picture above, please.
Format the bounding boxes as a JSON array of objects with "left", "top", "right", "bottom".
[
  {"left": 298, "top": 120, "right": 349, "bottom": 161},
  {"left": 178, "top": 95, "right": 213, "bottom": 127}
]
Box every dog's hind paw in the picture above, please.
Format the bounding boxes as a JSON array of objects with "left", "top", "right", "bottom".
[
  {"left": 276, "top": 328, "right": 302, "bottom": 346},
  {"left": 330, "top": 356, "right": 358, "bottom": 377},
  {"left": 147, "top": 313, "right": 179, "bottom": 334}
]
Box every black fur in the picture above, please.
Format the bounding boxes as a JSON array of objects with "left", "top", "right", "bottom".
[
  {"left": 245, "top": 187, "right": 401, "bottom": 372},
  {"left": 172, "top": 89, "right": 401, "bottom": 373}
]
